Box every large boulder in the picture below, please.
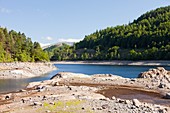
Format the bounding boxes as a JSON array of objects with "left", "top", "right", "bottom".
[{"left": 132, "top": 99, "right": 141, "bottom": 107}]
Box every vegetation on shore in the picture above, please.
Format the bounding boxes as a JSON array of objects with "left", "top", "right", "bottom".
[
  {"left": 0, "top": 28, "right": 49, "bottom": 62},
  {"left": 46, "top": 6, "right": 170, "bottom": 61}
]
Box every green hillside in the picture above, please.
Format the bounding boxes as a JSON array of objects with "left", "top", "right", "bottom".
[
  {"left": 47, "top": 6, "right": 170, "bottom": 61},
  {"left": 77, "top": 6, "right": 170, "bottom": 49},
  {"left": 0, "top": 27, "right": 49, "bottom": 62}
]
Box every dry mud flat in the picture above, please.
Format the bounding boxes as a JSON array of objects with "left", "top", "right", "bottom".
[
  {"left": 0, "top": 67, "right": 170, "bottom": 113},
  {"left": 0, "top": 62, "right": 56, "bottom": 79}
]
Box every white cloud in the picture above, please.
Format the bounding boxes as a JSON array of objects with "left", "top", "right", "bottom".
[
  {"left": 42, "top": 36, "right": 53, "bottom": 41},
  {"left": 40, "top": 43, "right": 50, "bottom": 48},
  {"left": 0, "top": 7, "right": 11, "bottom": 14},
  {"left": 58, "top": 38, "right": 83, "bottom": 43},
  {"left": 40, "top": 37, "right": 83, "bottom": 48},
  {"left": 45, "top": 36, "right": 53, "bottom": 41}
]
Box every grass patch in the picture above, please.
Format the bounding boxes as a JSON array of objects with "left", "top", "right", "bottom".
[{"left": 37, "top": 99, "right": 94, "bottom": 113}]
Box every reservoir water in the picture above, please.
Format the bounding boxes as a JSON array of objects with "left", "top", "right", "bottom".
[{"left": 0, "top": 64, "right": 170, "bottom": 93}]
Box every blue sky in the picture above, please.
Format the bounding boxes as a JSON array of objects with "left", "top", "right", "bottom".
[{"left": 0, "top": 0, "right": 169, "bottom": 46}]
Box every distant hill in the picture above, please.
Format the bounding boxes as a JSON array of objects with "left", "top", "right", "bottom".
[
  {"left": 45, "top": 6, "right": 170, "bottom": 61},
  {"left": 43, "top": 42, "right": 74, "bottom": 50},
  {"left": 0, "top": 27, "right": 49, "bottom": 62}
]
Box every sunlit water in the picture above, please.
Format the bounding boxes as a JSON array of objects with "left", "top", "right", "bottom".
[{"left": 0, "top": 64, "right": 170, "bottom": 93}]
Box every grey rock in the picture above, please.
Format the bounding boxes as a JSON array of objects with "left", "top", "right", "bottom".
[
  {"left": 131, "top": 79, "right": 136, "bottom": 82},
  {"left": 125, "top": 100, "right": 131, "bottom": 105},
  {"left": 51, "top": 73, "right": 62, "bottom": 79},
  {"left": 33, "top": 102, "right": 42, "bottom": 106},
  {"left": 97, "top": 107, "right": 102, "bottom": 110},
  {"left": 5, "top": 95, "right": 10, "bottom": 100},
  {"left": 111, "top": 96, "right": 116, "bottom": 100},
  {"left": 158, "top": 82, "right": 170, "bottom": 89},
  {"left": 46, "top": 110, "right": 51, "bottom": 113},
  {"left": 92, "top": 108, "right": 95, "bottom": 110},
  {"left": 36, "top": 85, "right": 46, "bottom": 90},
  {"left": 118, "top": 99, "right": 125, "bottom": 103},
  {"left": 158, "top": 109, "right": 166, "bottom": 113},
  {"left": 101, "top": 104, "right": 109, "bottom": 109},
  {"left": 158, "top": 83, "right": 166, "bottom": 88},
  {"left": 4, "top": 93, "right": 12, "bottom": 100},
  {"left": 164, "top": 93, "right": 170, "bottom": 99},
  {"left": 21, "top": 99, "right": 26, "bottom": 103},
  {"left": 43, "top": 95, "right": 47, "bottom": 100},
  {"left": 19, "top": 89, "right": 27, "bottom": 92},
  {"left": 132, "top": 99, "right": 141, "bottom": 107}
]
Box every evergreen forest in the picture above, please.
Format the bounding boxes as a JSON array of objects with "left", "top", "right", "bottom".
[
  {"left": 0, "top": 28, "right": 49, "bottom": 62},
  {"left": 46, "top": 6, "right": 170, "bottom": 61}
]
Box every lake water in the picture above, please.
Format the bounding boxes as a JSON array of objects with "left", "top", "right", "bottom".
[{"left": 0, "top": 64, "right": 170, "bottom": 93}]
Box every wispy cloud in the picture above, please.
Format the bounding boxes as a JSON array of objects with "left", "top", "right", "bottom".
[
  {"left": 46, "top": 36, "right": 53, "bottom": 41},
  {"left": 57, "top": 38, "right": 83, "bottom": 43},
  {"left": 43, "top": 36, "right": 82, "bottom": 43},
  {"left": 43, "top": 36, "right": 53, "bottom": 41},
  {"left": 0, "top": 7, "right": 11, "bottom": 14}
]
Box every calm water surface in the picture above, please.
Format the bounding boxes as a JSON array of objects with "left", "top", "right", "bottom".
[{"left": 0, "top": 64, "right": 170, "bottom": 93}]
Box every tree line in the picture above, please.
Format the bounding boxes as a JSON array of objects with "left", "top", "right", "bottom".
[{"left": 0, "top": 27, "right": 49, "bottom": 62}]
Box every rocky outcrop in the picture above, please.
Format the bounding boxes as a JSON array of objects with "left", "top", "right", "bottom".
[
  {"left": 138, "top": 67, "right": 170, "bottom": 81},
  {"left": 138, "top": 67, "right": 170, "bottom": 90}
]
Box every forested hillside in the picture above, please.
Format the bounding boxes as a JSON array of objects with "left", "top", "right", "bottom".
[
  {"left": 0, "top": 27, "right": 49, "bottom": 62},
  {"left": 47, "top": 6, "right": 170, "bottom": 61}
]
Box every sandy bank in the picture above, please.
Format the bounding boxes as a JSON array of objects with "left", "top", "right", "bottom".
[
  {"left": 0, "top": 62, "right": 57, "bottom": 79},
  {"left": 52, "top": 60, "right": 170, "bottom": 66}
]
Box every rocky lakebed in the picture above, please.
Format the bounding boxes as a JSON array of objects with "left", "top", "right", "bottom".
[{"left": 0, "top": 63, "right": 170, "bottom": 113}]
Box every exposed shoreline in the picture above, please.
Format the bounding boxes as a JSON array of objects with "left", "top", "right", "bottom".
[
  {"left": 1, "top": 68, "right": 170, "bottom": 112},
  {"left": 0, "top": 63, "right": 170, "bottom": 112},
  {"left": 52, "top": 60, "right": 170, "bottom": 66},
  {"left": 0, "top": 62, "right": 57, "bottom": 79}
]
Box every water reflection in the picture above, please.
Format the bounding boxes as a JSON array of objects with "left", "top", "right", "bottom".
[{"left": 0, "top": 79, "right": 27, "bottom": 93}]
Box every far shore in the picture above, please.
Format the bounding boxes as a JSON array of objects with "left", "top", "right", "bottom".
[{"left": 52, "top": 60, "right": 170, "bottom": 66}]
